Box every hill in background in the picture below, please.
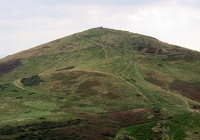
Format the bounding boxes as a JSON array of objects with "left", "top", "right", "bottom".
[{"left": 0, "top": 27, "right": 200, "bottom": 139}]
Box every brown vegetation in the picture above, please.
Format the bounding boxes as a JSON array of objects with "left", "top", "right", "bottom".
[
  {"left": 171, "top": 80, "right": 200, "bottom": 102},
  {"left": 145, "top": 47, "right": 158, "bottom": 54},
  {"left": 110, "top": 109, "right": 151, "bottom": 127},
  {"left": 0, "top": 59, "right": 22, "bottom": 74}
]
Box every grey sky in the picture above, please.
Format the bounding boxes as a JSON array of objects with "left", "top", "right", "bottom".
[{"left": 0, "top": 0, "right": 200, "bottom": 58}]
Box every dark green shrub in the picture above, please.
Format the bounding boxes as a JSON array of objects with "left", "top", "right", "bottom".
[{"left": 21, "top": 75, "right": 44, "bottom": 86}]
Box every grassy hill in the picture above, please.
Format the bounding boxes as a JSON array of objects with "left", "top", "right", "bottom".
[{"left": 0, "top": 27, "right": 200, "bottom": 139}]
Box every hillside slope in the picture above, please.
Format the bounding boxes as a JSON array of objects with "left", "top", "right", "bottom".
[{"left": 0, "top": 27, "right": 200, "bottom": 139}]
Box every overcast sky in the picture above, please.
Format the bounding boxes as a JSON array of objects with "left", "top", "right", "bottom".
[{"left": 0, "top": 0, "right": 200, "bottom": 58}]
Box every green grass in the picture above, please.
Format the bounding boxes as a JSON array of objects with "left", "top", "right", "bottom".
[
  {"left": 115, "top": 114, "right": 200, "bottom": 140},
  {"left": 0, "top": 27, "right": 199, "bottom": 139}
]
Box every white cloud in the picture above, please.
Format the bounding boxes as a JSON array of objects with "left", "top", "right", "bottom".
[{"left": 119, "top": 3, "right": 200, "bottom": 51}]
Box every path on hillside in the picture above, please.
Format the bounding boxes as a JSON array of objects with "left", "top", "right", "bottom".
[
  {"left": 13, "top": 33, "right": 193, "bottom": 110},
  {"left": 13, "top": 79, "right": 60, "bottom": 97},
  {"left": 114, "top": 112, "right": 194, "bottom": 140},
  {"left": 76, "top": 34, "right": 193, "bottom": 109},
  {"left": 75, "top": 34, "right": 146, "bottom": 97}
]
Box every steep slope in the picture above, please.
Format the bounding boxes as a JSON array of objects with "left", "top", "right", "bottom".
[{"left": 0, "top": 27, "right": 200, "bottom": 139}]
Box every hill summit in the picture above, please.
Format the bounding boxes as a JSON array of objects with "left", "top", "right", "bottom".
[{"left": 0, "top": 27, "right": 200, "bottom": 139}]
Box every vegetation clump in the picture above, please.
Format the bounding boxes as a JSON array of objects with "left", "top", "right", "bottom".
[
  {"left": 126, "top": 78, "right": 136, "bottom": 83},
  {"left": 21, "top": 75, "right": 44, "bottom": 86},
  {"left": 56, "top": 66, "right": 75, "bottom": 71},
  {"left": 0, "top": 83, "right": 9, "bottom": 91}
]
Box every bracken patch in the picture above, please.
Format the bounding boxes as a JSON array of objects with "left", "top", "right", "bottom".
[
  {"left": 110, "top": 109, "right": 151, "bottom": 127},
  {"left": 171, "top": 80, "right": 200, "bottom": 102},
  {"left": 145, "top": 47, "right": 158, "bottom": 54},
  {"left": 0, "top": 59, "right": 22, "bottom": 74}
]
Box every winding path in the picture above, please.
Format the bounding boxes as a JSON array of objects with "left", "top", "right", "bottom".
[{"left": 13, "top": 79, "right": 59, "bottom": 97}]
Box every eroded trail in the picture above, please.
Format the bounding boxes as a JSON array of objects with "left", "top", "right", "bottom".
[
  {"left": 75, "top": 34, "right": 191, "bottom": 109},
  {"left": 13, "top": 79, "right": 59, "bottom": 97}
]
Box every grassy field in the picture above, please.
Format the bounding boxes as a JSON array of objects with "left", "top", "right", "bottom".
[{"left": 0, "top": 27, "right": 200, "bottom": 139}]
